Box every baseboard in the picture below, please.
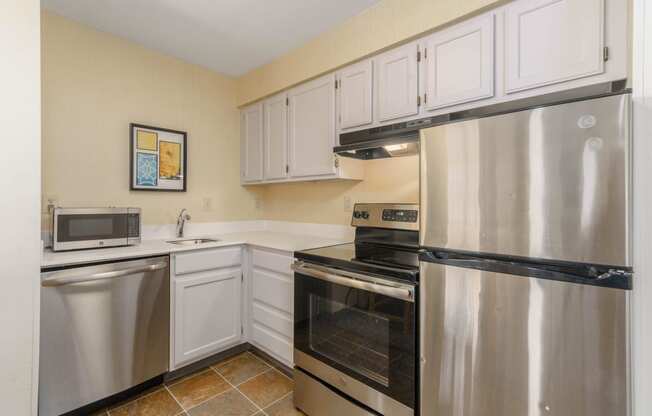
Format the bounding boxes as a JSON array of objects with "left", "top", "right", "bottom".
[
  {"left": 166, "top": 343, "right": 250, "bottom": 383},
  {"left": 60, "top": 374, "right": 164, "bottom": 416},
  {"left": 248, "top": 345, "right": 293, "bottom": 378}
]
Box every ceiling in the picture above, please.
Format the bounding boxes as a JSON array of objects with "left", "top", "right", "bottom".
[{"left": 42, "top": 0, "right": 379, "bottom": 76}]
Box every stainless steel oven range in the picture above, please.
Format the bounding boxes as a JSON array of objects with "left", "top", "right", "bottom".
[{"left": 293, "top": 203, "right": 419, "bottom": 416}]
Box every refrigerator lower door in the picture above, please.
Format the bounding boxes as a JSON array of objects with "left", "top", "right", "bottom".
[{"left": 419, "top": 261, "right": 629, "bottom": 416}]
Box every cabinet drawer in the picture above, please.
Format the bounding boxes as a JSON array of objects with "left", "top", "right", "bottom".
[
  {"left": 175, "top": 247, "right": 241, "bottom": 275},
  {"left": 252, "top": 323, "right": 293, "bottom": 365},
  {"left": 252, "top": 268, "right": 292, "bottom": 313},
  {"left": 252, "top": 302, "right": 293, "bottom": 338},
  {"left": 252, "top": 249, "right": 292, "bottom": 275}
]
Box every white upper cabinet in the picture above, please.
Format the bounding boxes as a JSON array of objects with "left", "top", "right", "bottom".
[
  {"left": 263, "top": 92, "right": 288, "bottom": 180},
  {"left": 338, "top": 59, "right": 373, "bottom": 130},
  {"left": 288, "top": 73, "right": 337, "bottom": 178},
  {"left": 240, "top": 103, "right": 263, "bottom": 183},
  {"left": 504, "top": 0, "right": 605, "bottom": 93},
  {"left": 375, "top": 43, "right": 420, "bottom": 122},
  {"left": 423, "top": 13, "right": 495, "bottom": 110}
]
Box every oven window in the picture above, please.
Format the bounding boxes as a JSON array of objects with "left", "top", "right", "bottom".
[
  {"left": 295, "top": 272, "right": 416, "bottom": 408},
  {"left": 57, "top": 214, "right": 128, "bottom": 242},
  {"left": 308, "top": 293, "right": 390, "bottom": 387}
]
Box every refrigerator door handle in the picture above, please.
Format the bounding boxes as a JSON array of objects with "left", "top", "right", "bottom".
[
  {"left": 420, "top": 251, "right": 488, "bottom": 269},
  {"left": 596, "top": 269, "right": 633, "bottom": 281},
  {"left": 420, "top": 251, "right": 633, "bottom": 289}
]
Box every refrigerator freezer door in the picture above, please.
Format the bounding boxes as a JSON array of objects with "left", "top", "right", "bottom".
[
  {"left": 419, "top": 261, "right": 629, "bottom": 416},
  {"left": 420, "top": 93, "right": 631, "bottom": 267}
]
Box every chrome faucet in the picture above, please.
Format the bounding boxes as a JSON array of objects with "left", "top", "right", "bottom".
[{"left": 176, "top": 209, "right": 191, "bottom": 238}]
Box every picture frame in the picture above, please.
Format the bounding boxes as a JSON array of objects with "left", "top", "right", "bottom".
[{"left": 130, "top": 123, "right": 187, "bottom": 192}]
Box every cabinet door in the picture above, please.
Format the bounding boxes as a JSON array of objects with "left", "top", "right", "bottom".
[
  {"left": 375, "top": 43, "right": 419, "bottom": 122},
  {"left": 174, "top": 269, "right": 241, "bottom": 366},
  {"left": 264, "top": 93, "right": 288, "bottom": 180},
  {"left": 241, "top": 103, "right": 263, "bottom": 182},
  {"left": 424, "top": 13, "right": 494, "bottom": 110},
  {"left": 505, "top": 0, "right": 605, "bottom": 93},
  {"left": 288, "top": 73, "right": 336, "bottom": 178},
  {"left": 338, "top": 60, "right": 373, "bottom": 130},
  {"left": 250, "top": 248, "right": 294, "bottom": 366}
]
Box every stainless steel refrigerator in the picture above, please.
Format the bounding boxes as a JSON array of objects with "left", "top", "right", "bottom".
[{"left": 419, "top": 92, "right": 631, "bottom": 416}]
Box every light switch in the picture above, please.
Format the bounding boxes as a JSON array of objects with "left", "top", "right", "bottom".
[
  {"left": 202, "top": 197, "right": 213, "bottom": 211},
  {"left": 343, "top": 196, "right": 352, "bottom": 212}
]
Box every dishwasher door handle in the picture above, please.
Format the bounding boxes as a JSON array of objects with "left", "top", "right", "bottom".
[
  {"left": 42, "top": 262, "right": 167, "bottom": 287},
  {"left": 292, "top": 261, "right": 415, "bottom": 302}
]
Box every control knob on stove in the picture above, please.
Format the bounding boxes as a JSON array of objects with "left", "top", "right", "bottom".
[
  {"left": 353, "top": 211, "right": 361, "bottom": 219},
  {"left": 361, "top": 211, "right": 369, "bottom": 219}
]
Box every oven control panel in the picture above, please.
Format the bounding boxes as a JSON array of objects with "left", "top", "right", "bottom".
[
  {"left": 382, "top": 209, "right": 418, "bottom": 223},
  {"left": 351, "top": 203, "right": 419, "bottom": 231}
]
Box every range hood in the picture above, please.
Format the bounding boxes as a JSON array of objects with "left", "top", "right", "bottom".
[
  {"left": 335, "top": 117, "right": 444, "bottom": 160},
  {"left": 334, "top": 80, "right": 628, "bottom": 160}
]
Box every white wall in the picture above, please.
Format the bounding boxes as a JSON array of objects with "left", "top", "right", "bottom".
[
  {"left": 0, "top": 0, "right": 41, "bottom": 414},
  {"left": 632, "top": 0, "right": 652, "bottom": 415}
]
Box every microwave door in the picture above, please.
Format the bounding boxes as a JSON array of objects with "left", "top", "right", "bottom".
[{"left": 53, "top": 208, "right": 131, "bottom": 251}]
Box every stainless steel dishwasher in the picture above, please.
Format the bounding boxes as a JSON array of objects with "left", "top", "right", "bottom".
[{"left": 39, "top": 256, "right": 170, "bottom": 416}]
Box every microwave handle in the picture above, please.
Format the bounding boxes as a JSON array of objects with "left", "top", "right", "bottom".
[
  {"left": 292, "top": 261, "right": 415, "bottom": 303},
  {"left": 42, "top": 262, "right": 167, "bottom": 287}
]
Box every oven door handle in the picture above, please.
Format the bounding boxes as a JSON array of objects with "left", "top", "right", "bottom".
[{"left": 292, "top": 261, "right": 415, "bottom": 302}]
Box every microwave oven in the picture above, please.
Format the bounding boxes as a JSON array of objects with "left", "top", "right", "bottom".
[{"left": 52, "top": 207, "right": 141, "bottom": 251}]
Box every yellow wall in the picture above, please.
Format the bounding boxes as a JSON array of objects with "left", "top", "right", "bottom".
[
  {"left": 43, "top": 0, "right": 501, "bottom": 229},
  {"left": 237, "top": 0, "right": 504, "bottom": 105},
  {"left": 260, "top": 156, "right": 419, "bottom": 225},
  {"left": 42, "top": 11, "right": 264, "bottom": 226}
]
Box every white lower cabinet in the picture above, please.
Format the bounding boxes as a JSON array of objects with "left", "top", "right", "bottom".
[
  {"left": 170, "top": 244, "right": 296, "bottom": 370},
  {"left": 247, "top": 247, "right": 294, "bottom": 367},
  {"left": 171, "top": 247, "right": 243, "bottom": 369}
]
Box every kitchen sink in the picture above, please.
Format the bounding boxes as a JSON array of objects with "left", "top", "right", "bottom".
[{"left": 167, "top": 238, "right": 220, "bottom": 245}]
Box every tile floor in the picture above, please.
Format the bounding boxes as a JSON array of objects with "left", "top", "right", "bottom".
[{"left": 95, "top": 351, "right": 304, "bottom": 416}]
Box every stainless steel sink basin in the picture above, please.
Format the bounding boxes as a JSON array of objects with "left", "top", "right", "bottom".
[{"left": 167, "top": 238, "right": 219, "bottom": 245}]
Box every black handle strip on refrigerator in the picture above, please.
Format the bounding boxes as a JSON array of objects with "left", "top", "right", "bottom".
[{"left": 420, "top": 251, "right": 632, "bottom": 290}]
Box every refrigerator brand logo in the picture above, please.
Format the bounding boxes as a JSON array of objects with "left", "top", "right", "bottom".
[{"left": 577, "top": 115, "right": 597, "bottom": 129}]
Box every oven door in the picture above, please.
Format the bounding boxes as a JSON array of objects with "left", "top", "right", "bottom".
[
  {"left": 53, "top": 208, "right": 141, "bottom": 251},
  {"left": 293, "top": 261, "right": 416, "bottom": 415}
]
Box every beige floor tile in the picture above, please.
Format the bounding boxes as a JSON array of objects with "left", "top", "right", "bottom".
[
  {"left": 187, "top": 389, "right": 258, "bottom": 416},
  {"left": 110, "top": 389, "right": 182, "bottom": 416},
  {"left": 238, "top": 370, "right": 293, "bottom": 408},
  {"left": 168, "top": 369, "right": 231, "bottom": 409},
  {"left": 214, "top": 352, "right": 271, "bottom": 385},
  {"left": 264, "top": 393, "right": 304, "bottom": 416}
]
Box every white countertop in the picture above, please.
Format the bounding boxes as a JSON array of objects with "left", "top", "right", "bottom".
[{"left": 41, "top": 231, "right": 350, "bottom": 269}]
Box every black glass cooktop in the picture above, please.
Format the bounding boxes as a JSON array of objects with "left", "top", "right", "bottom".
[{"left": 295, "top": 242, "right": 419, "bottom": 283}]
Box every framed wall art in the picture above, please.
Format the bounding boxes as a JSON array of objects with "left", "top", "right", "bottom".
[{"left": 130, "top": 123, "right": 187, "bottom": 191}]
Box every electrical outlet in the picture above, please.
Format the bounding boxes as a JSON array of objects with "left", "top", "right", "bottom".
[
  {"left": 45, "top": 195, "right": 58, "bottom": 213},
  {"left": 255, "top": 198, "right": 263, "bottom": 210},
  {"left": 202, "top": 197, "right": 213, "bottom": 211},
  {"left": 343, "top": 196, "right": 352, "bottom": 212}
]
